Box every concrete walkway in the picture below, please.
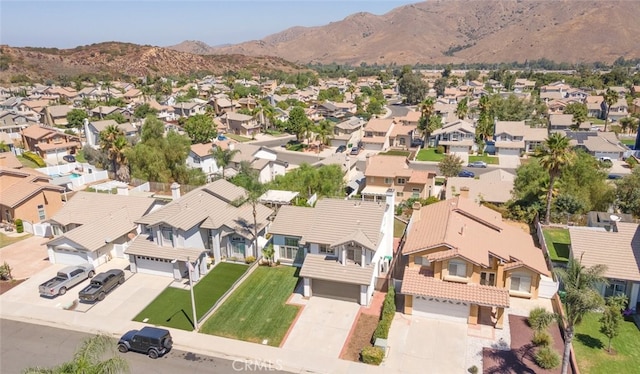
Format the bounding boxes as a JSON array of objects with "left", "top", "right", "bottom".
[{"left": 0, "top": 235, "right": 51, "bottom": 280}]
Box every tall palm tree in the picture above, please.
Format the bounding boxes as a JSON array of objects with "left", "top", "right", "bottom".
[
  {"left": 99, "top": 124, "right": 125, "bottom": 175},
  {"left": 455, "top": 97, "right": 468, "bottom": 120},
  {"left": 603, "top": 88, "right": 619, "bottom": 132},
  {"left": 211, "top": 146, "right": 239, "bottom": 179},
  {"left": 113, "top": 135, "right": 130, "bottom": 182},
  {"left": 534, "top": 133, "right": 574, "bottom": 225},
  {"left": 232, "top": 161, "right": 267, "bottom": 257},
  {"left": 554, "top": 257, "right": 607, "bottom": 374},
  {"left": 24, "top": 334, "right": 129, "bottom": 374},
  {"left": 418, "top": 97, "right": 435, "bottom": 122},
  {"left": 314, "top": 120, "right": 334, "bottom": 151}
]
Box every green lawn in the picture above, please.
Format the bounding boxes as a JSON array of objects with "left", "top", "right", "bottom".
[
  {"left": 379, "top": 150, "right": 411, "bottom": 157},
  {"left": 621, "top": 139, "right": 635, "bottom": 146},
  {"left": 75, "top": 149, "right": 87, "bottom": 162},
  {"left": 394, "top": 218, "right": 407, "bottom": 238},
  {"left": 573, "top": 312, "right": 640, "bottom": 374},
  {"left": 17, "top": 156, "right": 40, "bottom": 168},
  {"left": 200, "top": 266, "right": 300, "bottom": 346},
  {"left": 588, "top": 117, "right": 605, "bottom": 125},
  {"left": 542, "top": 228, "right": 570, "bottom": 262},
  {"left": 469, "top": 154, "right": 500, "bottom": 164},
  {"left": 133, "top": 262, "right": 248, "bottom": 330},
  {"left": 225, "top": 133, "right": 252, "bottom": 143},
  {"left": 416, "top": 148, "right": 445, "bottom": 161},
  {"left": 0, "top": 233, "right": 32, "bottom": 248}
]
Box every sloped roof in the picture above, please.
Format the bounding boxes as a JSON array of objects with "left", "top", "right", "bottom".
[
  {"left": 0, "top": 152, "right": 22, "bottom": 169},
  {"left": 403, "top": 196, "right": 549, "bottom": 275},
  {"left": 300, "top": 254, "right": 373, "bottom": 285},
  {"left": 447, "top": 169, "right": 515, "bottom": 204},
  {"left": 190, "top": 142, "right": 213, "bottom": 158},
  {"left": 124, "top": 234, "right": 206, "bottom": 262},
  {"left": 364, "top": 118, "right": 394, "bottom": 133},
  {"left": 0, "top": 167, "right": 63, "bottom": 207},
  {"left": 49, "top": 191, "right": 154, "bottom": 226},
  {"left": 432, "top": 119, "right": 475, "bottom": 136}
]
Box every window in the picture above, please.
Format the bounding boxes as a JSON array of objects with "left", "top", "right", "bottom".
[
  {"left": 412, "top": 188, "right": 420, "bottom": 198},
  {"left": 161, "top": 228, "right": 173, "bottom": 246},
  {"left": 396, "top": 191, "right": 403, "bottom": 197},
  {"left": 480, "top": 272, "right": 496, "bottom": 286},
  {"left": 414, "top": 256, "right": 429, "bottom": 266},
  {"left": 399, "top": 137, "right": 406, "bottom": 145},
  {"left": 193, "top": 156, "right": 201, "bottom": 164},
  {"left": 384, "top": 178, "right": 392, "bottom": 185},
  {"left": 397, "top": 178, "right": 406, "bottom": 185},
  {"left": 284, "top": 237, "right": 299, "bottom": 247},
  {"left": 280, "top": 237, "right": 299, "bottom": 260},
  {"left": 605, "top": 281, "right": 626, "bottom": 297},
  {"left": 510, "top": 274, "right": 532, "bottom": 293},
  {"left": 319, "top": 244, "right": 335, "bottom": 255},
  {"left": 37, "top": 204, "right": 46, "bottom": 220},
  {"left": 448, "top": 260, "right": 467, "bottom": 277}
]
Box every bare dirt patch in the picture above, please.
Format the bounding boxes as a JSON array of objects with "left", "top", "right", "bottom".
[
  {"left": 340, "top": 313, "right": 379, "bottom": 362},
  {"left": 0, "top": 279, "right": 25, "bottom": 295}
]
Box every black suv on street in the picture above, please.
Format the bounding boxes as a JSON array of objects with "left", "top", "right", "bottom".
[{"left": 118, "top": 327, "right": 172, "bottom": 359}]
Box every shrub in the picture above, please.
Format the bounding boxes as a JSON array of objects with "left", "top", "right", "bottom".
[
  {"left": 361, "top": 346, "right": 384, "bottom": 365},
  {"left": 0, "top": 261, "right": 13, "bottom": 280},
  {"left": 532, "top": 330, "right": 552, "bottom": 347},
  {"left": 534, "top": 346, "right": 561, "bottom": 369},
  {"left": 14, "top": 219, "right": 23, "bottom": 233},
  {"left": 372, "top": 283, "right": 396, "bottom": 342},
  {"left": 22, "top": 151, "right": 46, "bottom": 167},
  {"left": 468, "top": 365, "right": 479, "bottom": 374},
  {"left": 528, "top": 307, "right": 555, "bottom": 332},
  {"left": 244, "top": 256, "right": 256, "bottom": 264},
  {"left": 435, "top": 145, "right": 445, "bottom": 154}
]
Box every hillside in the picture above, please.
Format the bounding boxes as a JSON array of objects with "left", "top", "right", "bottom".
[
  {"left": 195, "top": 0, "right": 640, "bottom": 65},
  {"left": 0, "top": 42, "right": 302, "bottom": 83}
]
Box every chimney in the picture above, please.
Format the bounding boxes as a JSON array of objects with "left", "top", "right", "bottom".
[
  {"left": 460, "top": 186, "right": 470, "bottom": 199},
  {"left": 116, "top": 185, "right": 129, "bottom": 196},
  {"left": 171, "top": 182, "right": 181, "bottom": 200}
]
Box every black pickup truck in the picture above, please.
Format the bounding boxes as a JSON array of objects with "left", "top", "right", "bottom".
[{"left": 78, "top": 269, "right": 125, "bottom": 302}]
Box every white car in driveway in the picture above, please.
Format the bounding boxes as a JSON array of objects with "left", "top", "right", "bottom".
[{"left": 467, "top": 161, "right": 487, "bottom": 168}]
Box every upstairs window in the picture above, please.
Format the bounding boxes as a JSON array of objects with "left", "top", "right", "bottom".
[{"left": 448, "top": 260, "right": 467, "bottom": 278}]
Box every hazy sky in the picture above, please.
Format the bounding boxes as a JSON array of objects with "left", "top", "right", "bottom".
[{"left": 1, "top": 0, "right": 419, "bottom": 48}]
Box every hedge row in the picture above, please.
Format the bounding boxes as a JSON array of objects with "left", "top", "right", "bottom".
[
  {"left": 372, "top": 283, "right": 396, "bottom": 342},
  {"left": 22, "top": 151, "right": 46, "bottom": 167}
]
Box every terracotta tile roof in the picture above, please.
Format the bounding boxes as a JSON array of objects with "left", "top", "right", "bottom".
[
  {"left": 190, "top": 142, "right": 213, "bottom": 158},
  {"left": 364, "top": 155, "right": 412, "bottom": 178},
  {"left": 390, "top": 124, "right": 416, "bottom": 137},
  {"left": 569, "top": 223, "right": 640, "bottom": 282},
  {"left": 21, "top": 124, "right": 53, "bottom": 139},
  {"left": 36, "top": 141, "right": 81, "bottom": 151},
  {"left": 403, "top": 196, "right": 549, "bottom": 276},
  {"left": 364, "top": 118, "right": 394, "bottom": 133},
  {"left": 408, "top": 170, "right": 432, "bottom": 185},
  {"left": 447, "top": 169, "right": 515, "bottom": 204},
  {"left": 0, "top": 152, "right": 23, "bottom": 169},
  {"left": 0, "top": 167, "right": 63, "bottom": 207},
  {"left": 401, "top": 266, "right": 510, "bottom": 308}
]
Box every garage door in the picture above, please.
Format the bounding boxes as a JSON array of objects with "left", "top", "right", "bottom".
[
  {"left": 53, "top": 248, "right": 88, "bottom": 265},
  {"left": 412, "top": 296, "right": 469, "bottom": 323},
  {"left": 312, "top": 279, "right": 360, "bottom": 303},
  {"left": 450, "top": 146, "right": 469, "bottom": 153},
  {"left": 135, "top": 256, "right": 174, "bottom": 277},
  {"left": 498, "top": 148, "right": 520, "bottom": 156}
]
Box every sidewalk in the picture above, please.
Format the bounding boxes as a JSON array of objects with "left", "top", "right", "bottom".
[{"left": 0, "top": 298, "right": 394, "bottom": 373}]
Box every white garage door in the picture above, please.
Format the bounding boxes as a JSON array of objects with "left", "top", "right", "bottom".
[
  {"left": 450, "top": 146, "right": 469, "bottom": 153},
  {"left": 135, "top": 256, "right": 174, "bottom": 277},
  {"left": 498, "top": 148, "right": 520, "bottom": 156},
  {"left": 53, "top": 248, "right": 88, "bottom": 265},
  {"left": 413, "top": 296, "right": 469, "bottom": 323}
]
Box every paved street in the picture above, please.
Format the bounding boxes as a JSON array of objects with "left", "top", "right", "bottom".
[{"left": 1, "top": 319, "right": 289, "bottom": 374}]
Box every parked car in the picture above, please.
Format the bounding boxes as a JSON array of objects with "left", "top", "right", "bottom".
[
  {"left": 78, "top": 269, "right": 125, "bottom": 302},
  {"left": 62, "top": 154, "right": 76, "bottom": 163},
  {"left": 118, "top": 327, "right": 173, "bottom": 359},
  {"left": 467, "top": 161, "right": 487, "bottom": 168},
  {"left": 458, "top": 170, "right": 475, "bottom": 178},
  {"left": 39, "top": 264, "right": 95, "bottom": 297},
  {"left": 607, "top": 173, "right": 623, "bottom": 180},
  {"left": 336, "top": 145, "right": 347, "bottom": 153},
  {"left": 411, "top": 139, "right": 425, "bottom": 148},
  {"left": 598, "top": 156, "right": 613, "bottom": 163},
  {"left": 350, "top": 146, "right": 360, "bottom": 155}
]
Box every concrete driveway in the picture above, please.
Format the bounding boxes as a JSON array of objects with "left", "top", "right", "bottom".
[
  {"left": 384, "top": 314, "right": 467, "bottom": 373},
  {"left": 0, "top": 235, "right": 52, "bottom": 279},
  {"left": 282, "top": 297, "right": 360, "bottom": 358},
  {"left": 499, "top": 154, "right": 521, "bottom": 168}
]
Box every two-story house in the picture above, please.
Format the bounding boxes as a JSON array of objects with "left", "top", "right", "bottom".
[
  {"left": 172, "top": 102, "right": 206, "bottom": 118},
  {"left": 606, "top": 98, "right": 629, "bottom": 122},
  {"left": 84, "top": 119, "right": 138, "bottom": 149},
  {"left": 493, "top": 121, "right": 547, "bottom": 156},
  {"left": 186, "top": 142, "right": 220, "bottom": 180},
  {"left": 43, "top": 105, "right": 73, "bottom": 127},
  {"left": 226, "top": 143, "right": 288, "bottom": 183},
  {"left": 222, "top": 112, "right": 261, "bottom": 137},
  {"left": 585, "top": 95, "right": 605, "bottom": 119},
  {"left": 126, "top": 180, "right": 273, "bottom": 280},
  {"left": 269, "top": 192, "right": 395, "bottom": 305},
  {"left": 361, "top": 154, "right": 435, "bottom": 203},
  {"left": 431, "top": 119, "right": 475, "bottom": 153},
  {"left": 361, "top": 118, "right": 395, "bottom": 151},
  {"left": 21, "top": 124, "right": 81, "bottom": 162},
  {"left": 0, "top": 111, "right": 38, "bottom": 140},
  {"left": 147, "top": 100, "right": 176, "bottom": 121},
  {"left": 331, "top": 117, "right": 366, "bottom": 148},
  {"left": 565, "top": 130, "right": 627, "bottom": 160},
  {"left": 400, "top": 196, "right": 551, "bottom": 327}
]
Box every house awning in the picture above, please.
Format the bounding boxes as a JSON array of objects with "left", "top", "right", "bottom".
[{"left": 361, "top": 185, "right": 389, "bottom": 196}]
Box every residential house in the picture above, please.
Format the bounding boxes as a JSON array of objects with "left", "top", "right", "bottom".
[
  {"left": 331, "top": 117, "right": 366, "bottom": 148},
  {"left": 606, "top": 98, "right": 629, "bottom": 122},
  {"left": 211, "top": 95, "right": 234, "bottom": 115},
  {"left": 565, "top": 131, "right": 627, "bottom": 160},
  {"left": 147, "top": 100, "right": 175, "bottom": 121},
  {"left": 128, "top": 179, "right": 274, "bottom": 279},
  {"left": 0, "top": 97, "right": 22, "bottom": 111},
  {"left": 333, "top": 102, "right": 358, "bottom": 117},
  {"left": 0, "top": 111, "right": 39, "bottom": 139},
  {"left": 269, "top": 193, "right": 395, "bottom": 305},
  {"left": 361, "top": 154, "right": 435, "bottom": 203},
  {"left": 514, "top": 79, "right": 536, "bottom": 92},
  {"left": 226, "top": 143, "right": 287, "bottom": 183},
  {"left": 315, "top": 102, "right": 339, "bottom": 119},
  {"left": 172, "top": 102, "right": 206, "bottom": 118},
  {"left": 586, "top": 211, "right": 634, "bottom": 230},
  {"left": 0, "top": 166, "right": 64, "bottom": 224},
  {"left": 549, "top": 113, "right": 590, "bottom": 131},
  {"left": 585, "top": 95, "right": 605, "bottom": 119},
  {"left": 446, "top": 170, "right": 515, "bottom": 204},
  {"left": 569, "top": 221, "right": 640, "bottom": 312},
  {"left": 631, "top": 98, "right": 640, "bottom": 115},
  {"left": 395, "top": 110, "right": 421, "bottom": 127},
  {"left": 90, "top": 106, "right": 123, "bottom": 120},
  {"left": 84, "top": 119, "right": 138, "bottom": 148},
  {"left": 433, "top": 100, "right": 456, "bottom": 121},
  {"left": 237, "top": 97, "right": 258, "bottom": 112},
  {"left": 43, "top": 105, "right": 73, "bottom": 127},
  {"left": 401, "top": 196, "right": 551, "bottom": 326},
  {"left": 46, "top": 191, "right": 156, "bottom": 267},
  {"left": 222, "top": 112, "right": 261, "bottom": 137},
  {"left": 389, "top": 119, "right": 417, "bottom": 148},
  {"left": 431, "top": 119, "right": 475, "bottom": 153},
  {"left": 0, "top": 151, "right": 22, "bottom": 169},
  {"left": 21, "top": 124, "right": 81, "bottom": 161},
  {"left": 123, "top": 88, "right": 143, "bottom": 104},
  {"left": 361, "top": 118, "right": 394, "bottom": 151},
  {"left": 186, "top": 142, "right": 220, "bottom": 180},
  {"left": 494, "top": 121, "right": 547, "bottom": 156}
]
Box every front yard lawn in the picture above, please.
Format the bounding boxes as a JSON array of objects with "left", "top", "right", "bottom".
[
  {"left": 0, "top": 233, "right": 32, "bottom": 248},
  {"left": 200, "top": 266, "right": 300, "bottom": 346},
  {"left": 225, "top": 133, "right": 252, "bottom": 142},
  {"left": 416, "top": 148, "right": 445, "bottom": 161},
  {"left": 468, "top": 154, "right": 499, "bottom": 164},
  {"left": 620, "top": 138, "right": 635, "bottom": 147},
  {"left": 542, "top": 228, "right": 570, "bottom": 262},
  {"left": 133, "top": 262, "right": 248, "bottom": 330},
  {"left": 379, "top": 150, "right": 411, "bottom": 157},
  {"left": 573, "top": 312, "right": 640, "bottom": 374}
]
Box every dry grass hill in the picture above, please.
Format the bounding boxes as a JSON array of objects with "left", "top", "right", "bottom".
[{"left": 175, "top": 0, "right": 640, "bottom": 65}]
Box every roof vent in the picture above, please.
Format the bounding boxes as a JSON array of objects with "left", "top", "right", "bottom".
[{"left": 609, "top": 214, "right": 621, "bottom": 222}]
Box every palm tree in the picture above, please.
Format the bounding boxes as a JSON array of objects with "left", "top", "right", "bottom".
[
  {"left": 418, "top": 97, "right": 435, "bottom": 122},
  {"left": 24, "top": 334, "right": 129, "bottom": 374},
  {"left": 99, "top": 124, "right": 125, "bottom": 175},
  {"left": 534, "top": 133, "right": 574, "bottom": 225},
  {"left": 455, "top": 97, "right": 468, "bottom": 120},
  {"left": 232, "top": 161, "right": 267, "bottom": 257},
  {"left": 554, "top": 257, "right": 607, "bottom": 374},
  {"left": 603, "top": 88, "right": 619, "bottom": 132},
  {"left": 314, "top": 120, "right": 334, "bottom": 151},
  {"left": 113, "top": 135, "right": 130, "bottom": 182},
  {"left": 211, "top": 146, "right": 239, "bottom": 179}
]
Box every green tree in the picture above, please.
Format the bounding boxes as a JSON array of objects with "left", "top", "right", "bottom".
[
  {"left": 599, "top": 294, "right": 628, "bottom": 353},
  {"left": 23, "top": 334, "right": 129, "bottom": 374},
  {"left": 287, "top": 106, "right": 310, "bottom": 142},
  {"left": 615, "top": 167, "right": 640, "bottom": 217},
  {"left": 563, "top": 102, "right": 587, "bottom": 130},
  {"left": 0, "top": 140, "right": 10, "bottom": 152},
  {"left": 314, "top": 120, "right": 334, "bottom": 150},
  {"left": 438, "top": 153, "right": 463, "bottom": 178},
  {"left": 104, "top": 112, "right": 127, "bottom": 124},
  {"left": 603, "top": 88, "right": 619, "bottom": 132},
  {"left": 183, "top": 114, "right": 217, "bottom": 144},
  {"left": 99, "top": 124, "right": 124, "bottom": 174},
  {"left": 134, "top": 103, "right": 157, "bottom": 119},
  {"left": 262, "top": 244, "right": 275, "bottom": 266},
  {"left": 455, "top": 97, "right": 468, "bottom": 120},
  {"left": 619, "top": 116, "right": 636, "bottom": 135},
  {"left": 398, "top": 72, "right": 427, "bottom": 105},
  {"left": 534, "top": 133, "right": 574, "bottom": 225},
  {"left": 66, "top": 108, "right": 88, "bottom": 133},
  {"left": 211, "top": 146, "right": 240, "bottom": 179},
  {"left": 231, "top": 162, "right": 268, "bottom": 256},
  {"left": 554, "top": 257, "right": 607, "bottom": 374}
]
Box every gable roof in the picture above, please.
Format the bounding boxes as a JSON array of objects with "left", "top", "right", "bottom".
[
  {"left": 403, "top": 196, "right": 549, "bottom": 275},
  {"left": 0, "top": 167, "right": 63, "bottom": 208},
  {"left": 569, "top": 223, "right": 640, "bottom": 282},
  {"left": 190, "top": 142, "right": 214, "bottom": 158},
  {"left": 364, "top": 118, "right": 394, "bottom": 133},
  {"left": 432, "top": 119, "right": 475, "bottom": 136},
  {"left": 447, "top": 169, "right": 515, "bottom": 204}
]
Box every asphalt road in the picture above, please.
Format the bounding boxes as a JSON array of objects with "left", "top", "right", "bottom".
[{"left": 0, "top": 319, "right": 290, "bottom": 374}]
